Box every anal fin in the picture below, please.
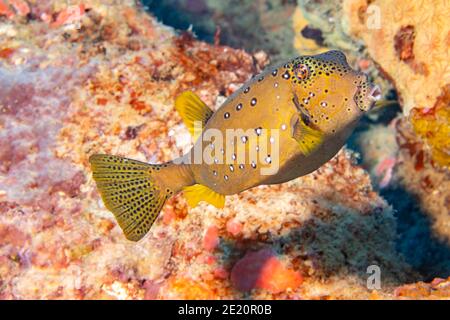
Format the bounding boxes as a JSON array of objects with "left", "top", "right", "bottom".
[
  {"left": 183, "top": 184, "right": 225, "bottom": 209},
  {"left": 175, "top": 91, "right": 214, "bottom": 140}
]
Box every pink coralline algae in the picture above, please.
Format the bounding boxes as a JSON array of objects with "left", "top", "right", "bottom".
[
  {"left": 226, "top": 219, "right": 243, "bottom": 237},
  {"left": 0, "top": 0, "right": 267, "bottom": 300},
  {"left": 0, "top": 224, "right": 30, "bottom": 248},
  {"left": 231, "top": 248, "right": 303, "bottom": 293},
  {"left": 0, "top": 1, "right": 15, "bottom": 19},
  {"left": 203, "top": 226, "right": 220, "bottom": 252},
  {"left": 0, "top": 66, "right": 91, "bottom": 207},
  {"left": 51, "top": 4, "right": 86, "bottom": 28},
  {"left": 8, "top": 0, "right": 29, "bottom": 16},
  {"left": 0, "top": 0, "right": 29, "bottom": 19}
]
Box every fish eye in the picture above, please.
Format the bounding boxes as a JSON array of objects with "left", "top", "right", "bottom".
[{"left": 293, "top": 64, "right": 309, "bottom": 81}]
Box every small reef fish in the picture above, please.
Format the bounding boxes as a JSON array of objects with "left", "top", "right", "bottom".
[{"left": 90, "top": 50, "right": 380, "bottom": 241}]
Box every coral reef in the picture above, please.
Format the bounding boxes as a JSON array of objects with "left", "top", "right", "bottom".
[
  {"left": 342, "top": 0, "right": 449, "bottom": 116},
  {"left": 0, "top": 0, "right": 448, "bottom": 300},
  {"left": 158, "top": 150, "right": 420, "bottom": 299},
  {"left": 393, "top": 277, "right": 450, "bottom": 300},
  {"left": 291, "top": 6, "right": 327, "bottom": 56}
]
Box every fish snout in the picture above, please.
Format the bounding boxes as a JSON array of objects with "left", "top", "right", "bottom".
[{"left": 353, "top": 73, "right": 381, "bottom": 111}]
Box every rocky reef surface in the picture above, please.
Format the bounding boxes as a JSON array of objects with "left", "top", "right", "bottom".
[{"left": 0, "top": 0, "right": 448, "bottom": 299}]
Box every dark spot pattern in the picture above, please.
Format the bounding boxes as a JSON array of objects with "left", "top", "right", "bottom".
[{"left": 288, "top": 50, "right": 352, "bottom": 88}]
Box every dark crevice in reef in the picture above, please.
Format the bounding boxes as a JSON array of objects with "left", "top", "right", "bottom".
[{"left": 381, "top": 186, "right": 450, "bottom": 281}]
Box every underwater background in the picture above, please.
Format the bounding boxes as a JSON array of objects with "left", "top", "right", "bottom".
[{"left": 0, "top": 0, "right": 449, "bottom": 299}]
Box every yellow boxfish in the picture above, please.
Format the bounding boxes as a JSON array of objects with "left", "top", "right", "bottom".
[{"left": 89, "top": 50, "right": 380, "bottom": 241}]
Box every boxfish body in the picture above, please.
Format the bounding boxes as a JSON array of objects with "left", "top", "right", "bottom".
[{"left": 90, "top": 50, "right": 380, "bottom": 241}]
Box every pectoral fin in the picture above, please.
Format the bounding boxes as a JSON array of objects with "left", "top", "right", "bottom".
[
  {"left": 175, "top": 91, "right": 214, "bottom": 140},
  {"left": 183, "top": 184, "right": 225, "bottom": 209},
  {"left": 291, "top": 114, "right": 324, "bottom": 156}
]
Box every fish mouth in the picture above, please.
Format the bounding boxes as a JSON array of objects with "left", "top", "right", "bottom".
[{"left": 368, "top": 85, "right": 382, "bottom": 102}]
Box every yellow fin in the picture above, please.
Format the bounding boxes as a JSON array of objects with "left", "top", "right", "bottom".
[
  {"left": 183, "top": 184, "right": 225, "bottom": 209},
  {"left": 292, "top": 116, "right": 324, "bottom": 155},
  {"left": 175, "top": 91, "right": 214, "bottom": 140},
  {"left": 89, "top": 154, "right": 172, "bottom": 241}
]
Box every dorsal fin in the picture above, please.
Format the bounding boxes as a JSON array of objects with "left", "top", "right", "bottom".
[
  {"left": 175, "top": 91, "right": 214, "bottom": 140},
  {"left": 183, "top": 184, "right": 225, "bottom": 209}
]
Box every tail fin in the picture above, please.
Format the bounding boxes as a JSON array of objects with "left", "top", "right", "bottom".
[{"left": 89, "top": 154, "right": 193, "bottom": 241}]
